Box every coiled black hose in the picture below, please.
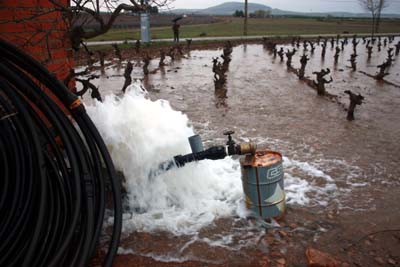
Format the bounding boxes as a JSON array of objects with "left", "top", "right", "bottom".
[{"left": 0, "top": 39, "right": 122, "bottom": 267}]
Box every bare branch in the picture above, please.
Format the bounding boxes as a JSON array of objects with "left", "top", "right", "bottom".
[{"left": 7, "top": 0, "right": 174, "bottom": 52}]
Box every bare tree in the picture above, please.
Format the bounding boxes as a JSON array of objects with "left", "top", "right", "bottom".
[
  {"left": 375, "top": 0, "right": 389, "bottom": 33},
  {"left": 50, "top": 0, "right": 174, "bottom": 50},
  {"left": 244, "top": 0, "right": 248, "bottom": 36},
  {"left": 2, "top": 1, "right": 174, "bottom": 52},
  {"left": 358, "top": 0, "right": 389, "bottom": 38}
]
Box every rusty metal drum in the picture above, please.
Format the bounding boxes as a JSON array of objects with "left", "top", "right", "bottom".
[{"left": 240, "top": 151, "right": 285, "bottom": 220}]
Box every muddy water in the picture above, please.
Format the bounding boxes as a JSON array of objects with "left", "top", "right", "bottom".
[{"left": 81, "top": 38, "right": 400, "bottom": 266}]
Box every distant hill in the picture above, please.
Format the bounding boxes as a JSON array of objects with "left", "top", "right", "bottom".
[
  {"left": 171, "top": 2, "right": 271, "bottom": 15},
  {"left": 167, "top": 1, "right": 400, "bottom": 18},
  {"left": 200, "top": 2, "right": 271, "bottom": 15}
]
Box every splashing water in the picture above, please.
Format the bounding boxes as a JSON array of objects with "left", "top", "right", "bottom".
[
  {"left": 86, "top": 83, "right": 355, "bottom": 238},
  {"left": 87, "top": 84, "right": 243, "bottom": 235}
]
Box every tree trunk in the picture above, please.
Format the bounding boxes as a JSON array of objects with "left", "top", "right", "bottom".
[
  {"left": 244, "top": 0, "right": 248, "bottom": 36},
  {"left": 375, "top": 0, "right": 386, "bottom": 34},
  {"left": 371, "top": 14, "right": 375, "bottom": 39},
  {"left": 375, "top": 11, "right": 381, "bottom": 33}
]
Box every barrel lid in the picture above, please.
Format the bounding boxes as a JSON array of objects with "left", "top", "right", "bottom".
[{"left": 240, "top": 150, "right": 282, "bottom": 167}]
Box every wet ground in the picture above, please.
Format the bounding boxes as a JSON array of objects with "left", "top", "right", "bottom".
[{"left": 81, "top": 37, "right": 400, "bottom": 266}]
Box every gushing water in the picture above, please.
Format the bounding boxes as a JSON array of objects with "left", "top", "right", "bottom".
[
  {"left": 87, "top": 84, "right": 243, "bottom": 235},
  {"left": 86, "top": 83, "right": 352, "bottom": 240}
]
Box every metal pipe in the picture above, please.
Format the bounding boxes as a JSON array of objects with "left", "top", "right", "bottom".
[
  {"left": 150, "top": 132, "right": 256, "bottom": 178},
  {"left": 188, "top": 135, "right": 204, "bottom": 153}
]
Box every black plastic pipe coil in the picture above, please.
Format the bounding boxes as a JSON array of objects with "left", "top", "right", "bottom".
[{"left": 0, "top": 39, "right": 122, "bottom": 267}]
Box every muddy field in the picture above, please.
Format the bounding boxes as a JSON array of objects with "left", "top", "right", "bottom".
[{"left": 80, "top": 37, "right": 400, "bottom": 267}]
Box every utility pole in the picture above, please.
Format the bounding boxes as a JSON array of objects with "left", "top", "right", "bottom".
[
  {"left": 244, "top": 0, "right": 248, "bottom": 36},
  {"left": 141, "top": 0, "right": 150, "bottom": 43}
]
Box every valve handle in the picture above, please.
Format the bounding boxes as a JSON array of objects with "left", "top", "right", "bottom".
[
  {"left": 223, "top": 130, "right": 235, "bottom": 136},
  {"left": 223, "top": 130, "right": 236, "bottom": 154}
]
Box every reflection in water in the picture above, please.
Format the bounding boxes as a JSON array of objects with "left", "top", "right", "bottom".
[
  {"left": 159, "top": 49, "right": 166, "bottom": 67},
  {"left": 159, "top": 66, "right": 166, "bottom": 78},
  {"left": 143, "top": 75, "right": 158, "bottom": 92},
  {"left": 142, "top": 75, "right": 150, "bottom": 90},
  {"left": 114, "top": 60, "right": 122, "bottom": 73},
  {"left": 214, "top": 87, "right": 228, "bottom": 109}
]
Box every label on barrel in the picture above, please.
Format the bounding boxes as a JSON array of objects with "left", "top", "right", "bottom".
[{"left": 267, "top": 164, "right": 283, "bottom": 181}]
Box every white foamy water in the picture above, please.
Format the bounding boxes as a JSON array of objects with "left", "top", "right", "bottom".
[
  {"left": 86, "top": 83, "right": 357, "bottom": 239},
  {"left": 87, "top": 84, "right": 242, "bottom": 235}
]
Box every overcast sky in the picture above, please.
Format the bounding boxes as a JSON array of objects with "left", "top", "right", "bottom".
[{"left": 170, "top": 0, "right": 400, "bottom": 14}]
